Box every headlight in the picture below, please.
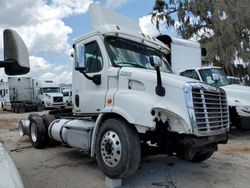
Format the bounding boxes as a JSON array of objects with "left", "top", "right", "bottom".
[{"left": 239, "top": 106, "right": 250, "bottom": 113}]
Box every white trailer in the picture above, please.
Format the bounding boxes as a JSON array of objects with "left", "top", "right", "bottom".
[
  {"left": 157, "top": 35, "right": 250, "bottom": 130},
  {"left": 18, "top": 3, "right": 229, "bottom": 180},
  {"left": 2, "top": 77, "right": 39, "bottom": 112},
  {"left": 0, "top": 80, "right": 9, "bottom": 110},
  {"left": 2, "top": 77, "right": 65, "bottom": 113}
]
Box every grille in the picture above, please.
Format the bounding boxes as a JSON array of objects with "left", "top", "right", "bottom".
[
  {"left": 53, "top": 96, "right": 63, "bottom": 103},
  {"left": 192, "top": 88, "right": 229, "bottom": 133}
]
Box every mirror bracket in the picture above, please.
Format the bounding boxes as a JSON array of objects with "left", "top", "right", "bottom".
[{"left": 77, "top": 68, "right": 101, "bottom": 85}]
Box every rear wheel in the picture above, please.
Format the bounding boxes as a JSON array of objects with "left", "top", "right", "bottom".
[
  {"left": 29, "top": 116, "right": 46, "bottom": 148},
  {"left": 41, "top": 114, "right": 58, "bottom": 145},
  {"left": 96, "top": 118, "right": 141, "bottom": 179}
]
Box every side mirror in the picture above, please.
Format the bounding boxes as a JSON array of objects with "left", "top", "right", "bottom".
[
  {"left": 212, "top": 74, "right": 220, "bottom": 82},
  {"left": 201, "top": 47, "right": 207, "bottom": 58},
  {"left": 0, "top": 29, "right": 30, "bottom": 75},
  {"left": 149, "top": 56, "right": 162, "bottom": 68},
  {"left": 74, "top": 44, "right": 85, "bottom": 72}
]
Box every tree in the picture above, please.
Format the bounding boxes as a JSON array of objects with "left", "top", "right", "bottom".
[{"left": 152, "top": 0, "right": 250, "bottom": 78}]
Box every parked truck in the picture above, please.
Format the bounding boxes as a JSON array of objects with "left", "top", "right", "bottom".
[
  {"left": 38, "top": 80, "right": 65, "bottom": 108},
  {"left": 61, "top": 85, "right": 72, "bottom": 105},
  {"left": 0, "top": 80, "right": 9, "bottom": 107},
  {"left": 156, "top": 35, "right": 250, "bottom": 130},
  {"left": 18, "top": 3, "right": 229, "bottom": 179},
  {"left": 2, "top": 77, "right": 65, "bottom": 112}
]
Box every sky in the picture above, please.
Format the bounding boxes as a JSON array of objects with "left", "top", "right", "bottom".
[{"left": 0, "top": 0, "right": 178, "bottom": 84}]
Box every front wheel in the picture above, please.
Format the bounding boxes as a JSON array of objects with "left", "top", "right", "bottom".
[
  {"left": 190, "top": 151, "right": 214, "bottom": 162},
  {"left": 96, "top": 118, "right": 141, "bottom": 179}
]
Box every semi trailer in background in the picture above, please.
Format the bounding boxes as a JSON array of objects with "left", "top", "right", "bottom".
[
  {"left": 0, "top": 80, "right": 9, "bottom": 106},
  {"left": 2, "top": 77, "right": 65, "bottom": 113},
  {"left": 157, "top": 35, "right": 250, "bottom": 130}
]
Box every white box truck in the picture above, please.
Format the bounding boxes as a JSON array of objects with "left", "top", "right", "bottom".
[
  {"left": 2, "top": 77, "right": 65, "bottom": 112},
  {"left": 18, "top": 3, "right": 229, "bottom": 179},
  {"left": 157, "top": 35, "right": 250, "bottom": 129}
]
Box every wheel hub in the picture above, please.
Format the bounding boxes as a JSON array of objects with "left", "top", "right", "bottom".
[
  {"left": 30, "top": 123, "right": 37, "bottom": 142},
  {"left": 101, "top": 131, "right": 121, "bottom": 167}
]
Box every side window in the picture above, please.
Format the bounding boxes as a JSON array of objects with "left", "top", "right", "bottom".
[
  {"left": 180, "top": 70, "right": 200, "bottom": 80},
  {"left": 85, "top": 41, "right": 103, "bottom": 73}
]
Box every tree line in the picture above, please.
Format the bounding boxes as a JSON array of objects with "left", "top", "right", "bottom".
[{"left": 152, "top": 0, "right": 250, "bottom": 84}]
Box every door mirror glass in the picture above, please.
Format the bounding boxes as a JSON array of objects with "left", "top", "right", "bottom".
[
  {"left": 149, "top": 56, "right": 162, "bottom": 68},
  {"left": 75, "top": 44, "right": 85, "bottom": 71},
  {"left": 201, "top": 47, "right": 207, "bottom": 57},
  {"left": 212, "top": 73, "right": 220, "bottom": 81},
  {"left": 1, "top": 29, "right": 30, "bottom": 75}
]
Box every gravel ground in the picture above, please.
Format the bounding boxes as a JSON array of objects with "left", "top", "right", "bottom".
[{"left": 1, "top": 109, "right": 250, "bottom": 188}]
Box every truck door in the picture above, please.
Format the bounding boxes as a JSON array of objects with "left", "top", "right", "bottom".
[{"left": 73, "top": 35, "right": 108, "bottom": 114}]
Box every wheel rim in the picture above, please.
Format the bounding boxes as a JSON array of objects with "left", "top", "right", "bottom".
[
  {"left": 100, "top": 131, "right": 121, "bottom": 167},
  {"left": 18, "top": 122, "right": 24, "bottom": 136},
  {"left": 31, "top": 123, "right": 38, "bottom": 142}
]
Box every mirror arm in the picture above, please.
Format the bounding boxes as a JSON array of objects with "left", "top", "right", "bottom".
[
  {"left": 78, "top": 69, "right": 101, "bottom": 85},
  {"left": 155, "top": 67, "right": 165, "bottom": 97},
  {"left": 0, "top": 59, "right": 15, "bottom": 68}
]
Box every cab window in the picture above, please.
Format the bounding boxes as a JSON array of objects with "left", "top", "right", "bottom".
[
  {"left": 85, "top": 41, "right": 103, "bottom": 73},
  {"left": 180, "top": 70, "right": 200, "bottom": 80}
]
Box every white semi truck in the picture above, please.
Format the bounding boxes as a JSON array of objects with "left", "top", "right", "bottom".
[
  {"left": 18, "top": 4, "right": 229, "bottom": 179},
  {"left": 2, "top": 77, "right": 65, "bottom": 112},
  {"left": 157, "top": 35, "right": 250, "bottom": 130},
  {"left": 38, "top": 80, "right": 65, "bottom": 108},
  {"left": 61, "top": 85, "right": 72, "bottom": 105}
]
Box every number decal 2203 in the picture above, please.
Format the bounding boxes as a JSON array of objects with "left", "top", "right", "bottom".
[{"left": 120, "top": 71, "right": 132, "bottom": 77}]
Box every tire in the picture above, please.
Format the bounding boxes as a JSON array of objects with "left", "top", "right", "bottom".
[
  {"left": 96, "top": 118, "right": 141, "bottom": 179},
  {"left": 42, "top": 114, "right": 55, "bottom": 128},
  {"left": 29, "top": 116, "right": 46, "bottom": 148},
  {"left": 28, "top": 113, "right": 40, "bottom": 121},
  {"left": 16, "top": 104, "right": 20, "bottom": 113},
  {"left": 11, "top": 103, "right": 16, "bottom": 113},
  {"left": 41, "top": 114, "right": 58, "bottom": 145},
  {"left": 190, "top": 151, "right": 214, "bottom": 163},
  {"left": 19, "top": 106, "right": 26, "bottom": 113}
]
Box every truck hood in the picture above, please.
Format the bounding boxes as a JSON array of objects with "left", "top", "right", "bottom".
[
  {"left": 121, "top": 67, "right": 198, "bottom": 89},
  {"left": 221, "top": 84, "right": 250, "bottom": 106},
  {"left": 43, "top": 93, "right": 63, "bottom": 97}
]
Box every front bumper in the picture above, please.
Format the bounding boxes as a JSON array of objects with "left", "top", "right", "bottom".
[{"left": 235, "top": 116, "right": 250, "bottom": 129}]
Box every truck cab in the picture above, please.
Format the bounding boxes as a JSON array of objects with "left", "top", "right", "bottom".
[{"left": 38, "top": 80, "right": 65, "bottom": 108}]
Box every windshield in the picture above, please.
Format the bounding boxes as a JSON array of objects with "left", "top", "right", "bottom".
[
  {"left": 199, "top": 68, "right": 230, "bottom": 86},
  {"left": 106, "top": 37, "right": 172, "bottom": 73},
  {"left": 43, "top": 87, "right": 61, "bottom": 93}
]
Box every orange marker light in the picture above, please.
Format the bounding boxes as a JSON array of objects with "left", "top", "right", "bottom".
[{"left": 107, "top": 99, "right": 112, "bottom": 104}]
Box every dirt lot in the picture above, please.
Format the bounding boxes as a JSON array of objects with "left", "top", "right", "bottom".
[{"left": 1, "top": 109, "right": 250, "bottom": 188}]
